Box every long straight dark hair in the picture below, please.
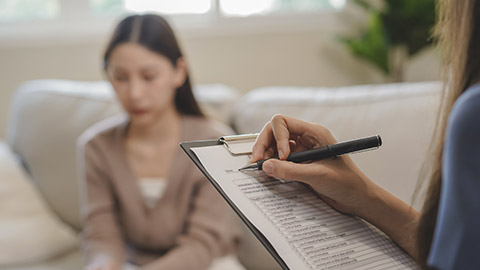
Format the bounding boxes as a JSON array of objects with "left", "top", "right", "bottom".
[
  {"left": 103, "top": 14, "right": 204, "bottom": 117},
  {"left": 416, "top": 0, "right": 480, "bottom": 267}
]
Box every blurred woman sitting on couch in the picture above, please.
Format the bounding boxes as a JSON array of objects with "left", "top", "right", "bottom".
[{"left": 77, "top": 14, "right": 242, "bottom": 270}]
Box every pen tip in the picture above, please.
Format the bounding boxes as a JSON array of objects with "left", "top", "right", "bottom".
[{"left": 238, "top": 163, "right": 258, "bottom": 171}]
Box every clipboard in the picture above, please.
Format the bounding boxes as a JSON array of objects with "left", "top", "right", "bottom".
[
  {"left": 180, "top": 135, "right": 289, "bottom": 270},
  {"left": 181, "top": 135, "right": 419, "bottom": 270}
]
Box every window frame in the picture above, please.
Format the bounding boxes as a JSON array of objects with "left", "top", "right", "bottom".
[{"left": 0, "top": 0, "right": 354, "bottom": 47}]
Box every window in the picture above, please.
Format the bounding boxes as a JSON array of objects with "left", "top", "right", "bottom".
[
  {"left": 0, "top": 0, "right": 345, "bottom": 22},
  {"left": 219, "top": 0, "right": 346, "bottom": 17},
  {"left": 0, "top": 0, "right": 347, "bottom": 44},
  {"left": 123, "top": 0, "right": 211, "bottom": 14},
  {"left": 90, "top": 0, "right": 124, "bottom": 16},
  {"left": 90, "top": 0, "right": 346, "bottom": 17},
  {"left": 0, "top": 0, "right": 59, "bottom": 22}
]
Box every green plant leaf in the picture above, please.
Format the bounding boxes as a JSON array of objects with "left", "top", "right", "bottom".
[
  {"left": 338, "top": 0, "right": 436, "bottom": 76},
  {"left": 340, "top": 12, "right": 390, "bottom": 74},
  {"left": 382, "top": 0, "right": 436, "bottom": 55}
]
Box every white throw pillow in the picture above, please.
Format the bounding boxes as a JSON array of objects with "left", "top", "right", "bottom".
[{"left": 0, "top": 141, "right": 78, "bottom": 266}]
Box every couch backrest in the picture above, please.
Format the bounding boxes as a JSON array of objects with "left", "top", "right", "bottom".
[
  {"left": 231, "top": 82, "right": 443, "bottom": 208},
  {"left": 6, "top": 79, "right": 239, "bottom": 230}
]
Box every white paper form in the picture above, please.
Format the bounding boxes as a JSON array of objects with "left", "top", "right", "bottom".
[{"left": 192, "top": 145, "right": 419, "bottom": 270}]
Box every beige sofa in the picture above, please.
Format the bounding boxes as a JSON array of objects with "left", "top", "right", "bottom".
[{"left": 2, "top": 79, "right": 442, "bottom": 270}]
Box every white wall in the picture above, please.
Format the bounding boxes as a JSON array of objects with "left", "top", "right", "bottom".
[{"left": 0, "top": 10, "right": 441, "bottom": 138}]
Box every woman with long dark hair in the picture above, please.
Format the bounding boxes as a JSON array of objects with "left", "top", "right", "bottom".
[
  {"left": 251, "top": 0, "right": 480, "bottom": 269},
  {"left": 78, "top": 14, "right": 242, "bottom": 270}
]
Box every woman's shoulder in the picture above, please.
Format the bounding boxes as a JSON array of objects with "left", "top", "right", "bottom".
[
  {"left": 444, "top": 83, "right": 480, "bottom": 170},
  {"left": 182, "top": 116, "right": 235, "bottom": 141},
  {"left": 449, "top": 84, "right": 480, "bottom": 135},
  {"left": 429, "top": 84, "right": 480, "bottom": 269},
  {"left": 77, "top": 114, "right": 128, "bottom": 150},
  {"left": 454, "top": 83, "right": 480, "bottom": 111}
]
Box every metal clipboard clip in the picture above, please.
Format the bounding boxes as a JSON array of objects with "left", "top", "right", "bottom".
[{"left": 218, "top": 133, "right": 259, "bottom": 156}]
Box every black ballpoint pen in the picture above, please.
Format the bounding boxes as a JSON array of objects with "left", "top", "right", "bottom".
[{"left": 238, "top": 135, "right": 382, "bottom": 171}]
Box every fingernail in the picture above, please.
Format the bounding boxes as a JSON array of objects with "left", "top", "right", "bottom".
[
  {"left": 263, "top": 161, "right": 274, "bottom": 174},
  {"left": 278, "top": 149, "right": 285, "bottom": 159}
]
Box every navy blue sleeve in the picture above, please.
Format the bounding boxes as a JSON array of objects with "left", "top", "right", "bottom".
[{"left": 428, "top": 85, "right": 480, "bottom": 270}]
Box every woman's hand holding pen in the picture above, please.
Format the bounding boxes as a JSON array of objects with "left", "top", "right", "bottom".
[{"left": 251, "top": 114, "right": 382, "bottom": 217}]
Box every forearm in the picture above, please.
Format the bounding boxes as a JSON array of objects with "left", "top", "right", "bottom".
[
  {"left": 359, "top": 183, "right": 420, "bottom": 260},
  {"left": 141, "top": 242, "right": 212, "bottom": 270}
]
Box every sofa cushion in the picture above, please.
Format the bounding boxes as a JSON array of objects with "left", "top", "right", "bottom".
[{"left": 0, "top": 141, "right": 78, "bottom": 267}]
